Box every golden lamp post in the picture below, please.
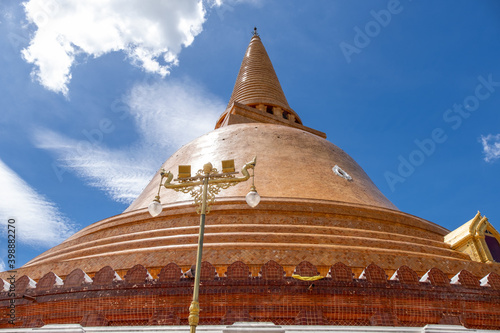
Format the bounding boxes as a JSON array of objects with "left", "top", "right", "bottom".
[{"left": 147, "top": 157, "right": 260, "bottom": 333}]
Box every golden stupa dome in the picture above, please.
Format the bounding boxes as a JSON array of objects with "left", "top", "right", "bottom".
[{"left": 11, "top": 31, "right": 499, "bottom": 282}]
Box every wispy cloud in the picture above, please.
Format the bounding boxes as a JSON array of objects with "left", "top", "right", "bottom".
[
  {"left": 127, "top": 79, "right": 223, "bottom": 148},
  {"left": 481, "top": 134, "right": 500, "bottom": 163},
  {"left": 0, "top": 259, "right": 5, "bottom": 273},
  {"left": 35, "top": 80, "right": 223, "bottom": 204},
  {"left": 34, "top": 131, "right": 157, "bottom": 203},
  {"left": 0, "top": 159, "right": 76, "bottom": 246},
  {"left": 21, "top": 0, "right": 220, "bottom": 95}
]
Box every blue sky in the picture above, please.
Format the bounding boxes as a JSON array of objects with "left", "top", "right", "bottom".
[{"left": 0, "top": 0, "right": 499, "bottom": 271}]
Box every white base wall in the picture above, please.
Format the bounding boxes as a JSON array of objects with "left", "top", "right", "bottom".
[{"left": 0, "top": 323, "right": 498, "bottom": 333}]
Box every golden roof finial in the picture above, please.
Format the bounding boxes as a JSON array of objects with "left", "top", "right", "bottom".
[
  {"left": 215, "top": 28, "right": 317, "bottom": 134},
  {"left": 222, "top": 29, "right": 291, "bottom": 115}
]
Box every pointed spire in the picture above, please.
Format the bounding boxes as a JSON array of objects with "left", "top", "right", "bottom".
[
  {"left": 225, "top": 30, "right": 291, "bottom": 112},
  {"left": 215, "top": 29, "right": 325, "bottom": 138}
]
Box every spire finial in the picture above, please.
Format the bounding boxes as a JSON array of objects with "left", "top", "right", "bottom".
[{"left": 253, "top": 27, "right": 259, "bottom": 37}]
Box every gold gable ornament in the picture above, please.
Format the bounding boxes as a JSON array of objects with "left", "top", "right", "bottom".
[{"left": 445, "top": 211, "right": 500, "bottom": 263}]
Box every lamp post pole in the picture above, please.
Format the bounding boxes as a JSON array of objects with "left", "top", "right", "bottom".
[
  {"left": 188, "top": 172, "right": 209, "bottom": 333},
  {"left": 148, "top": 157, "right": 260, "bottom": 333}
]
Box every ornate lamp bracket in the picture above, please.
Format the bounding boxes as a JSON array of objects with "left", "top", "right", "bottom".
[{"left": 158, "top": 157, "right": 257, "bottom": 214}]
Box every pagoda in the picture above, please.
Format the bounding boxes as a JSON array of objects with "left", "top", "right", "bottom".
[{"left": 1, "top": 30, "right": 500, "bottom": 331}]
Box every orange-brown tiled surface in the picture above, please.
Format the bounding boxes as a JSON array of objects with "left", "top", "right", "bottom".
[
  {"left": 2, "top": 261, "right": 500, "bottom": 329},
  {"left": 126, "top": 124, "right": 400, "bottom": 212},
  {"left": 3, "top": 198, "right": 499, "bottom": 283}
]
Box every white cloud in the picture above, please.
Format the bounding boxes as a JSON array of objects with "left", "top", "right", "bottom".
[
  {"left": 127, "top": 79, "right": 223, "bottom": 148},
  {"left": 0, "top": 259, "right": 5, "bottom": 273},
  {"left": 21, "top": 0, "right": 217, "bottom": 95},
  {"left": 35, "top": 80, "right": 223, "bottom": 203},
  {"left": 0, "top": 159, "right": 76, "bottom": 246},
  {"left": 481, "top": 134, "right": 500, "bottom": 163},
  {"left": 34, "top": 130, "right": 156, "bottom": 203}
]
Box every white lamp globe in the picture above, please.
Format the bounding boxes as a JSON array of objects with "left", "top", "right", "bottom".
[
  {"left": 148, "top": 200, "right": 163, "bottom": 217},
  {"left": 245, "top": 189, "right": 261, "bottom": 208}
]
